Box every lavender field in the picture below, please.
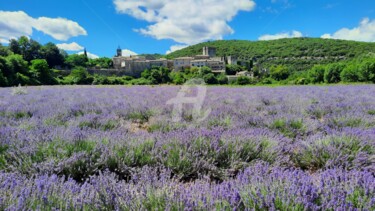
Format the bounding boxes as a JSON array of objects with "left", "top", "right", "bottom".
[{"left": 0, "top": 85, "right": 374, "bottom": 210}]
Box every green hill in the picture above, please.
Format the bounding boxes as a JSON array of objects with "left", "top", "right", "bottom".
[{"left": 166, "top": 38, "right": 375, "bottom": 71}]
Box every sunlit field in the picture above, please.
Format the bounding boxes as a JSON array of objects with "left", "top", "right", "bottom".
[{"left": 0, "top": 85, "right": 374, "bottom": 210}]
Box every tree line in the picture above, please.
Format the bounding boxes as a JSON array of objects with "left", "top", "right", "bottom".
[
  {"left": 1, "top": 36, "right": 374, "bottom": 87},
  {"left": 0, "top": 36, "right": 112, "bottom": 87}
]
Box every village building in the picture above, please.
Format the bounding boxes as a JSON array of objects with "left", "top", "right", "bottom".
[
  {"left": 112, "top": 46, "right": 170, "bottom": 77},
  {"left": 112, "top": 46, "right": 247, "bottom": 78},
  {"left": 173, "top": 57, "right": 194, "bottom": 71}
]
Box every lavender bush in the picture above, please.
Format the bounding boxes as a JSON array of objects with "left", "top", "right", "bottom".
[{"left": 0, "top": 85, "right": 374, "bottom": 210}]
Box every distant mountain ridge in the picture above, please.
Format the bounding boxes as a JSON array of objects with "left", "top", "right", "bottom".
[{"left": 166, "top": 38, "right": 375, "bottom": 71}]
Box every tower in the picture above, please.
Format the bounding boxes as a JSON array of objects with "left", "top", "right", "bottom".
[
  {"left": 116, "top": 46, "right": 122, "bottom": 57},
  {"left": 202, "top": 46, "right": 216, "bottom": 57},
  {"left": 84, "top": 48, "right": 88, "bottom": 58}
]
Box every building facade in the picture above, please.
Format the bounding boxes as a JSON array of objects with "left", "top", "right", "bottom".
[
  {"left": 112, "top": 46, "right": 240, "bottom": 77},
  {"left": 113, "top": 52, "right": 169, "bottom": 77}
]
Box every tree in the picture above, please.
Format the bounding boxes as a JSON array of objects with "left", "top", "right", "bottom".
[
  {"left": 65, "top": 54, "right": 89, "bottom": 68},
  {"left": 30, "top": 59, "right": 57, "bottom": 85},
  {"left": 270, "top": 65, "right": 290, "bottom": 81},
  {"left": 199, "top": 66, "right": 212, "bottom": 76},
  {"left": 225, "top": 64, "right": 242, "bottom": 75},
  {"left": 5, "top": 54, "right": 28, "bottom": 85},
  {"left": 64, "top": 67, "right": 93, "bottom": 85},
  {"left": 86, "top": 58, "right": 113, "bottom": 69},
  {"left": 141, "top": 67, "right": 171, "bottom": 84},
  {"left": 340, "top": 63, "right": 360, "bottom": 82},
  {"left": 324, "top": 63, "right": 344, "bottom": 83},
  {"left": 0, "top": 70, "right": 7, "bottom": 86},
  {"left": 358, "top": 58, "right": 375, "bottom": 82},
  {"left": 235, "top": 76, "right": 252, "bottom": 85},
  {"left": 9, "top": 39, "right": 21, "bottom": 55},
  {"left": 203, "top": 73, "right": 218, "bottom": 84},
  {"left": 307, "top": 65, "right": 325, "bottom": 83},
  {"left": 17, "top": 36, "right": 41, "bottom": 62},
  {"left": 170, "top": 71, "right": 185, "bottom": 85},
  {"left": 0, "top": 44, "right": 11, "bottom": 57},
  {"left": 40, "top": 42, "right": 64, "bottom": 68},
  {"left": 216, "top": 73, "right": 228, "bottom": 85}
]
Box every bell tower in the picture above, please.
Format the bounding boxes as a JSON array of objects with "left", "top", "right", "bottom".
[{"left": 116, "top": 46, "right": 122, "bottom": 57}]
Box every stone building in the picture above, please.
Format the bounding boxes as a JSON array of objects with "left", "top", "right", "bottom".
[
  {"left": 112, "top": 47, "right": 169, "bottom": 77},
  {"left": 172, "top": 47, "right": 226, "bottom": 72},
  {"left": 203, "top": 46, "right": 217, "bottom": 57},
  {"left": 173, "top": 57, "right": 194, "bottom": 71},
  {"left": 112, "top": 46, "right": 235, "bottom": 77}
]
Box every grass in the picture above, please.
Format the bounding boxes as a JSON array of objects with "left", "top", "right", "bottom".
[
  {"left": 367, "top": 110, "right": 375, "bottom": 115},
  {"left": 271, "top": 119, "right": 305, "bottom": 138}
]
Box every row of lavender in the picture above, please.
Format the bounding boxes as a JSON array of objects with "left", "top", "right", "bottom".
[
  {"left": 0, "top": 85, "right": 374, "bottom": 209},
  {"left": 1, "top": 164, "right": 374, "bottom": 210}
]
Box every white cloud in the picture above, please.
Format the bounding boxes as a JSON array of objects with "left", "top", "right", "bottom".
[
  {"left": 113, "top": 0, "right": 256, "bottom": 45},
  {"left": 0, "top": 10, "right": 87, "bottom": 42},
  {"left": 33, "top": 17, "right": 87, "bottom": 41},
  {"left": 121, "top": 49, "right": 137, "bottom": 57},
  {"left": 56, "top": 42, "right": 84, "bottom": 51},
  {"left": 321, "top": 34, "right": 332, "bottom": 39},
  {"left": 258, "top": 30, "right": 303, "bottom": 40},
  {"left": 0, "top": 38, "right": 9, "bottom": 44},
  {"left": 77, "top": 51, "right": 99, "bottom": 59},
  {"left": 166, "top": 44, "right": 189, "bottom": 54},
  {"left": 321, "top": 18, "right": 375, "bottom": 42}
]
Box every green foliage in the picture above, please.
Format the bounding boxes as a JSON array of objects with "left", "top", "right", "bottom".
[
  {"left": 141, "top": 67, "right": 171, "bottom": 84},
  {"left": 0, "top": 70, "right": 7, "bottom": 86},
  {"left": 307, "top": 65, "right": 326, "bottom": 83},
  {"left": 169, "top": 38, "right": 375, "bottom": 70},
  {"left": 63, "top": 67, "right": 93, "bottom": 85},
  {"left": 40, "top": 42, "right": 65, "bottom": 68},
  {"left": 65, "top": 54, "right": 88, "bottom": 68},
  {"left": 0, "top": 44, "right": 11, "bottom": 57},
  {"left": 87, "top": 57, "right": 113, "bottom": 69},
  {"left": 341, "top": 63, "right": 361, "bottom": 82},
  {"left": 5, "top": 54, "right": 29, "bottom": 85},
  {"left": 259, "top": 77, "right": 276, "bottom": 84},
  {"left": 357, "top": 57, "right": 375, "bottom": 82},
  {"left": 216, "top": 73, "right": 228, "bottom": 84},
  {"left": 203, "top": 73, "right": 218, "bottom": 84},
  {"left": 226, "top": 64, "right": 244, "bottom": 75},
  {"left": 170, "top": 71, "right": 186, "bottom": 84},
  {"left": 92, "top": 75, "right": 133, "bottom": 85},
  {"left": 324, "top": 63, "right": 344, "bottom": 83},
  {"left": 30, "top": 59, "right": 57, "bottom": 85},
  {"left": 271, "top": 119, "right": 305, "bottom": 138},
  {"left": 234, "top": 76, "right": 253, "bottom": 85},
  {"left": 128, "top": 78, "right": 153, "bottom": 85},
  {"left": 13, "top": 36, "right": 42, "bottom": 62},
  {"left": 270, "top": 65, "right": 290, "bottom": 81}
]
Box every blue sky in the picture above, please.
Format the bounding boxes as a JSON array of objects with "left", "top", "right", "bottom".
[{"left": 0, "top": 0, "right": 374, "bottom": 58}]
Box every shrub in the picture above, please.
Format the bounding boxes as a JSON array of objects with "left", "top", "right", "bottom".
[
  {"left": 307, "top": 65, "right": 325, "bottom": 83},
  {"left": 259, "top": 77, "right": 275, "bottom": 84},
  {"left": 270, "top": 65, "right": 290, "bottom": 81},
  {"left": 235, "top": 76, "right": 252, "bottom": 85},
  {"left": 203, "top": 73, "right": 218, "bottom": 84},
  {"left": 64, "top": 67, "right": 93, "bottom": 85},
  {"left": 216, "top": 73, "right": 228, "bottom": 84},
  {"left": 324, "top": 63, "right": 344, "bottom": 83},
  {"left": 341, "top": 63, "right": 361, "bottom": 82}
]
